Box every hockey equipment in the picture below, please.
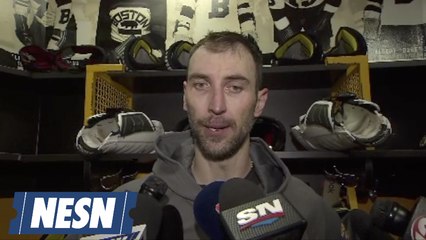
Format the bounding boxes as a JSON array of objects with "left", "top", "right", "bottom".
[
  {"left": 55, "top": 45, "right": 107, "bottom": 71},
  {"left": 107, "top": 35, "right": 137, "bottom": 64},
  {"left": 124, "top": 34, "right": 166, "bottom": 70},
  {"left": 324, "top": 27, "right": 368, "bottom": 57},
  {"left": 272, "top": 32, "right": 323, "bottom": 65},
  {"left": 251, "top": 116, "right": 286, "bottom": 151},
  {"left": 76, "top": 109, "right": 164, "bottom": 155},
  {"left": 291, "top": 93, "right": 392, "bottom": 151},
  {"left": 19, "top": 45, "right": 56, "bottom": 71},
  {"left": 165, "top": 40, "right": 194, "bottom": 69}
]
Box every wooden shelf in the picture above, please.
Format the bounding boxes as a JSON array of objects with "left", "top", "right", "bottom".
[
  {"left": 3, "top": 59, "right": 426, "bottom": 80},
  {"left": 1, "top": 149, "right": 424, "bottom": 163}
]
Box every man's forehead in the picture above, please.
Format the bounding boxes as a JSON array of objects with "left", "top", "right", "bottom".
[{"left": 189, "top": 45, "right": 254, "bottom": 68}]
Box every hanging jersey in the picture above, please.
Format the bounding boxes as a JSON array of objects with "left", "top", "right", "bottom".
[
  {"left": 96, "top": 0, "right": 166, "bottom": 48},
  {"left": 269, "top": 0, "right": 341, "bottom": 11},
  {"left": 25, "top": 0, "right": 72, "bottom": 29},
  {"left": 173, "top": 0, "right": 256, "bottom": 44},
  {"left": 0, "top": 0, "right": 72, "bottom": 57},
  {"left": 364, "top": 0, "right": 383, "bottom": 19},
  {"left": 70, "top": 0, "right": 100, "bottom": 45},
  {"left": 268, "top": 0, "right": 341, "bottom": 33}
]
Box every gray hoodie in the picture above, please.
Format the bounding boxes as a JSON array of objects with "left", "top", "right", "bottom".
[{"left": 115, "top": 130, "right": 342, "bottom": 239}]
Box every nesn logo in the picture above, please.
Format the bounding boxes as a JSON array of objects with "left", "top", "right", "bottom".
[{"left": 9, "top": 192, "right": 137, "bottom": 235}]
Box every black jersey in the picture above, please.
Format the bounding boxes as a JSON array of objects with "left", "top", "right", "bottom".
[{"left": 95, "top": 0, "right": 167, "bottom": 49}]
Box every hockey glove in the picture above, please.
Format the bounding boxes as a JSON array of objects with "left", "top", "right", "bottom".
[
  {"left": 76, "top": 109, "right": 164, "bottom": 155},
  {"left": 165, "top": 40, "right": 194, "bottom": 69},
  {"left": 123, "top": 34, "right": 166, "bottom": 70},
  {"left": 55, "top": 45, "right": 107, "bottom": 71},
  {"left": 272, "top": 32, "right": 323, "bottom": 65},
  {"left": 324, "top": 27, "right": 367, "bottom": 57},
  {"left": 291, "top": 93, "right": 392, "bottom": 151}
]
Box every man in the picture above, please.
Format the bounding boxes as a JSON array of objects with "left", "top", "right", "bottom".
[{"left": 115, "top": 31, "right": 342, "bottom": 239}]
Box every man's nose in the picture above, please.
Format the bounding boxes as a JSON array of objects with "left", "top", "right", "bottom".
[{"left": 208, "top": 86, "right": 226, "bottom": 115}]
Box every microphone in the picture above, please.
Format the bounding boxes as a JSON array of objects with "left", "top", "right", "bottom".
[
  {"left": 219, "top": 178, "right": 307, "bottom": 240},
  {"left": 341, "top": 209, "right": 393, "bottom": 240},
  {"left": 130, "top": 175, "right": 168, "bottom": 240},
  {"left": 370, "top": 196, "right": 426, "bottom": 240},
  {"left": 79, "top": 175, "right": 168, "bottom": 240},
  {"left": 157, "top": 205, "right": 184, "bottom": 240},
  {"left": 193, "top": 181, "right": 228, "bottom": 240}
]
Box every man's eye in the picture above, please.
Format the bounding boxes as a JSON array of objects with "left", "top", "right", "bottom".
[
  {"left": 193, "top": 82, "right": 209, "bottom": 90},
  {"left": 227, "top": 85, "right": 243, "bottom": 93}
]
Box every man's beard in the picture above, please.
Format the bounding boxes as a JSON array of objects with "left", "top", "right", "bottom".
[{"left": 187, "top": 110, "right": 255, "bottom": 161}]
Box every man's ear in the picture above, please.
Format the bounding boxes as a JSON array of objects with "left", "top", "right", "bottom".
[
  {"left": 183, "top": 81, "right": 188, "bottom": 111},
  {"left": 254, "top": 88, "right": 268, "bottom": 117}
]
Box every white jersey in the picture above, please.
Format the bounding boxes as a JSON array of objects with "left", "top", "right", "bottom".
[
  {"left": 70, "top": 0, "right": 100, "bottom": 45},
  {"left": 172, "top": 0, "right": 256, "bottom": 43}
]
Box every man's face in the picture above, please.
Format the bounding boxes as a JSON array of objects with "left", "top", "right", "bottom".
[{"left": 183, "top": 45, "right": 267, "bottom": 161}]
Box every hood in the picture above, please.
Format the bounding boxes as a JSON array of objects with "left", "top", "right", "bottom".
[{"left": 152, "top": 130, "right": 291, "bottom": 201}]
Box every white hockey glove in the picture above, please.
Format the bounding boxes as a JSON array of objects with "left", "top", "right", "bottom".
[
  {"left": 76, "top": 109, "right": 164, "bottom": 155},
  {"left": 291, "top": 93, "right": 392, "bottom": 151}
]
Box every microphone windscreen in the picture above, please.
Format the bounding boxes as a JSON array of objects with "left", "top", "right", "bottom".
[
  {"left": 131, "top": 175, "right": 169, "bottom": 240},
  {"left": 219, "top": 178, "right": 264, "bottom": 211},
  {"left": 157, "top": 205, "right": 183, "bottom": 240},
  {"left": 342, "top": 209, "right": 394, "bottom": 240},
  {"left": 130, "top": 194, "right": 163, "bottom": 240},
  {"left": 370, "top": 199, "right": 411, "bottom": 236},
  {"left": 139, "top": 175, "right": 168, "bottom": 201},
  {"left": 342, "top": 209, "right": 372, "bottom": 240},
  {"left": 193, "top": 181, "right": 227, "bottom": 240},
  {"left": 403, "top": 196, "right": 426, "bottom": 240},
  {"left": 219, "top": 178, "right": 306, "bottom": 240}
]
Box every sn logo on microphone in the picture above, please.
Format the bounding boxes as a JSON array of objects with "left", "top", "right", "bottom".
[
  {"left": 9, "top": 192, "right": 138, "bottom": 235},
  {"left": 237, "top": 198, "right": 284, "bottom": 230}
]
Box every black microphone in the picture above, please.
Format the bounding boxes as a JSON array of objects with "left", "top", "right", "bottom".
[
  {"left": 78, "top": 175, "right": 168, "bottom": 240},
  {"left": 341, "top": 209, "right": 393, "bottom": 240},
  {"left": 370, "top": 196, "right": 426, "bottom": 240},
  {"left": 219, "top": 178, "right": 307, "bottom": 240},
  {"left": 157, "top": 205, "right": 184, "bottom": 240},
  {"left": 130, "top": 175, "right": 168, "bottom": 240},
  {"left": 193, "top": 181, "right": 228, "bottom": 240}
]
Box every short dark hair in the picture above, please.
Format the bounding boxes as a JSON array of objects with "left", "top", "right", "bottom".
[{"left": 188, "top": 31, "right": 263, "bottom": 90}]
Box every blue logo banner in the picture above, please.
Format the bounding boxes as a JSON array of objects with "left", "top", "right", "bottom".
[{"left": 9, "top": 192, "right": 137, "bottom": 235}]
